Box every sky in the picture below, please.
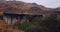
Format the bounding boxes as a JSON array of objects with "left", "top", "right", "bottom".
[{"left": 7, "top": 0, "right": 60, "bottom": 8}]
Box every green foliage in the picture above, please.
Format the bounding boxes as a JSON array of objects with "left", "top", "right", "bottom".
[
  {"left": 56, "top": 17, "right": 60, "bottom": 23},
  {"left": 18, "top": 17, "right": 43, "bottom": 30},
  {"left": 18, "top": 22, "right": 33, "bottom": 30},
  {"left": 18, "top": 16, "right": 60, "bottom": 32},
  {"left": 25, "top": 28, "right": 42, "bottom": 32}
]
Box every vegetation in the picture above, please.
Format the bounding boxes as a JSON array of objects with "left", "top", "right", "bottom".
[{"left": 18, "top": 16, "right": 60, "bottom": 32}]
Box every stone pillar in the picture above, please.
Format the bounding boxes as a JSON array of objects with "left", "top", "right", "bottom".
[
  {"left": 3, "top": 16, "right": 8, "bottom": 23},
  {"left": 7, "top": 17, "right": 11, "bottom": 25},
  {"left": 12, "top": 18, "right": 16, "bottom": 25}
]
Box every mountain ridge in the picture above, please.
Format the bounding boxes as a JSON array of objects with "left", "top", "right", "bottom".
[{"left": 0, "top": 1, "right": 60, "bottom": 15}]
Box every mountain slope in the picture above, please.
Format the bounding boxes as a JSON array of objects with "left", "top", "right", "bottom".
[{"left": 0, "top": 1, "right": 60, "bottom": 15}]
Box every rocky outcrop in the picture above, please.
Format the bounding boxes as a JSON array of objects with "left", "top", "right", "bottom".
[{"left": 0, "top": 1, "right": 60, "bottom": 17}]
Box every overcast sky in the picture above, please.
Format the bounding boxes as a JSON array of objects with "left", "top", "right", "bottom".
[{"left": 7, "top": 0, "right": 60, "bottom": 8}]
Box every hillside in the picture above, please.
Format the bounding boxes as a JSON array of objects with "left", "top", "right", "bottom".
[
  {"left": 0, "top": 1, "right": 60, "bottom": 15},
  {"left": 0, "top": 1, "right": 52, "bottom": 15}
]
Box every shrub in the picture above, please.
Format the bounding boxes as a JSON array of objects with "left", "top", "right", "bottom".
[{"left": 18, "top": 16, "right": 60, "bottom": 32}]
